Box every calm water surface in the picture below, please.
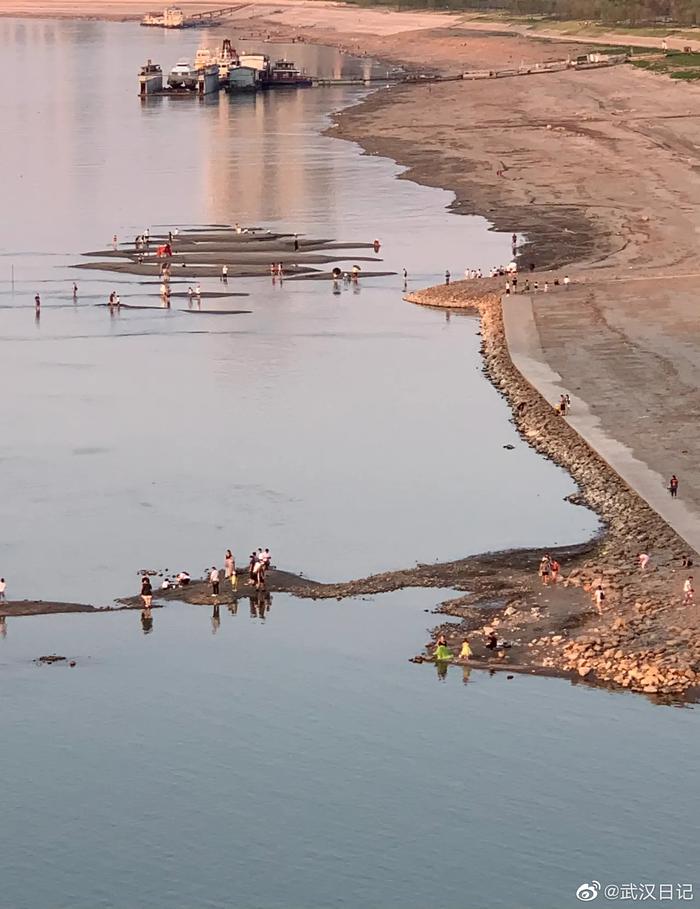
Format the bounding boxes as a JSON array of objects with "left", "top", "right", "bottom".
[
  {"left": 0, "top": 18, "right": 595, "bottom": 602},
  {"left": 0, "top": 19, "right": 697, "bottom": 909}
]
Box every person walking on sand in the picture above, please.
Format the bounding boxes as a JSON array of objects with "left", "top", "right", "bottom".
[
  {"left": 141, "top": 575, "right": 153, "bottom": 609},
  {"left": 669, "top": 474, "right": 679, "bottom": 498},
  {"left": 563, "top": 274, "right": 570, "bottom": 289},
  {"left": 539, "top": 555, "right": 551, "bottom": 585},
  {"left": 550, "top": 558, "right": 560, "bottom": 583},
  {"left": 210, "top": 566, "right": 220, "bottom": 597},
  {"left": 638, "top": 552, "right": 650, "bottom": 571},
  {"left": 505, "top": 280, "right": 510, "bottom": 295},
  {"left": 224, "top": 549, "right": 235, "bottom": 580},
  {"left": 593, "top": 584, "right": 606, "bottom": 614},
  {"left": 683, "top": 576, "right": 694, "bottom": 605}
]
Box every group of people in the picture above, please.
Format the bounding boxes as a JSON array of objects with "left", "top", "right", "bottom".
[
  {"left": 538, "top": 554, "right": 562, "bottom": 585},
  {"left": 555, "top": 393, "right": 571, "bottom": 415},
  {"left": 133, "top": 230, "right": 151, "bottom": 250},
  {"left": 513, "top": 275, "right": 571, "bottom": 295},
  {"left": 207, "top": 547, "right": 272, "bottom": 596}
]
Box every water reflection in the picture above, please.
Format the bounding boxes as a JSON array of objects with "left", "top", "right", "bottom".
[
  {"left": 136, "top": 591, "right": 275, "bottom": 636},
  {"left": 140, "top": 608, "right": 153, "bottom": 634}
]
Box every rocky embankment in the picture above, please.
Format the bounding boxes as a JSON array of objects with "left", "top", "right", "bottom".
[{"left": 406, "top": 281, "right": 700, "bottom": 700}]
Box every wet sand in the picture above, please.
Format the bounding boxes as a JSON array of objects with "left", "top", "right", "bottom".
[{"left": 79, "top": 228, "right": 388, "bottom": 280}]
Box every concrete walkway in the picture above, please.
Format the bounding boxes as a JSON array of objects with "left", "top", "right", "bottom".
[{"left": 503, "top": 293, "right": 700, "bottom": 555}]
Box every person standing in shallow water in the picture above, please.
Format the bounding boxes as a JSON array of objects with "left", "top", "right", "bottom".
[
  {"left": 669, "top": 474, "right": 679, "bottom": 498},
  {"left": 141, "top": 575, "right": 153, "bottom": 609}
]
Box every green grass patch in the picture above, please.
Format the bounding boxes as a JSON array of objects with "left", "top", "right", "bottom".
[
  {"left": 664, "top": 51, "right": 700, "bottom": 66},
  {"left": 670, "top": 68, "right": 700, "bottom": 78}
]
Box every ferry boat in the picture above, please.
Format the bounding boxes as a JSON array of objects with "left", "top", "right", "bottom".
[
  {"left": 193, "top": 39, "right": 239, "bottom": 83},
  {"left": 264, "top": 59, "right": 312, "bottom": 88},
  {"left": 167, "top": 59, "right": 198, "bottom": 89},
  {"left": 141, "top": 6, "right": 185, "bottom": 28}
]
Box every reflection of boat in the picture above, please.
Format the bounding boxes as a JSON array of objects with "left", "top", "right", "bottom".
[
  {"left": 168, "top": 58, "right": 198, "bottom": 89},
  {"left": 264, "top": 59, "right": 312, "bottom": 88}
]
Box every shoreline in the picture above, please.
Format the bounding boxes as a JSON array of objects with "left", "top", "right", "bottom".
[{"left": 5, "top": 8, "right": 700, "bottom": 700}]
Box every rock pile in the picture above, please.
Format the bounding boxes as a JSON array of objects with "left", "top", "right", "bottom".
[{"left": 407, "top": 281, "right": 700, "bottom": 700}]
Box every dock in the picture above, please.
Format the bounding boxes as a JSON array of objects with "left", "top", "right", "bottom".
[
  {"left": 141, "top": 4, "right": 250, "bottom": 29},
  {"left": 311, "top": 76, "right": 405, "bottom": 87},
  {"left": 184, "top": 4, "right": 249, "bottom": 25}
]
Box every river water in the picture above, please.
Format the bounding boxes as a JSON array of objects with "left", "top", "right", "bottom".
[{"left": 0, "top": 18, "right": 697, "bottom": 909}]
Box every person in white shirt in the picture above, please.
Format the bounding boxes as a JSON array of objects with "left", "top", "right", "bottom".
[
  {"left": 161, "top": 578, "right": 171, "bottom": 590},
  {"left": 683, "top": 576, "right": 694, "bottom": 605},
  {"left": 593, "top": 585, "right": 606, "bottom": 614},
  {"left": 209, "top": 567, "right": 220, "bottom": 596},
  {"left": 176, "top": 571, "right": 190, "bottom": 586},
  {"left": 0, "top": 578, "right": 5, "bottom": 601}
]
